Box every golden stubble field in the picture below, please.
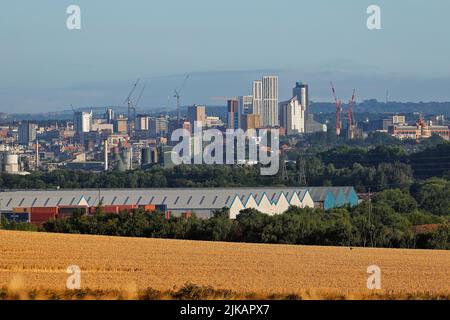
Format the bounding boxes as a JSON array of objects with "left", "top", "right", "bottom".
[{"left": 0, "top": 230, "right": 449, "bottom": 298}]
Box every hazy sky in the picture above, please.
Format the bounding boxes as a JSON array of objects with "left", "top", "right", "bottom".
[{"left": 1, "top": 0, "right": 450, "bottom": 113}]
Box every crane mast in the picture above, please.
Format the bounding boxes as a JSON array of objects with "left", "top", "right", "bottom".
[
  {"left": 174, "top": 74, "right": 190, "bottom": 125},
  {"left": 347, "top": 89, "right": 357, "bottom": 140},
  {"left": 135, "top": 84, "right": 146, "bottom": 108},
  {"left": 348, "top": 89, "right": 356, "bottom": 128},
  {"left": 331, "top": 82, "right": 342, "bottom": 136},
  {"left": 124, "top": 78, "right": 140, "bottom": 135}
]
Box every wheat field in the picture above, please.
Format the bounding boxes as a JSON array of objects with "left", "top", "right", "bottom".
[{"left": 0, "top": 230, "right": 449, "bottom": 299}]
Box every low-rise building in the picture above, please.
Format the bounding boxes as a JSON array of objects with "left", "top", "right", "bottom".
[
  {"left": 389, "top": 118, "right": 450, "bottom": 141},
  {"left": 0, "top": 187, "right": 359, "bottom": 220}
]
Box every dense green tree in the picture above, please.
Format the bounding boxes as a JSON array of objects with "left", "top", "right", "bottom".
[
  {"left": 36, "top": 202, "right": 448, "bottom": 250},
  {"left": 410, "top": 142, "right": 450, "bottom": 178},
  {"left": 374, "top": 189, "right": 418, "bottom": 214},
  {"left": 428, "top": 223, "right": 450, "bottom": 250},
  {"left": 414, "top": 178, "right": 450, "bottom": 216}
]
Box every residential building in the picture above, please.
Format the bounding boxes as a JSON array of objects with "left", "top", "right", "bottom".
[
  {"left": 74, "top": 111, "right": 92, "bottom": 134},
  {"left": 252, "top": 80, "right": 262, "bottom": 117},
  {"left": 293, "top": 82, "right": 309, "bottom": 112},
  {"left": 18, "top": 122, "right": 37, "bottom": 144},
  {"left": 279, "top": 96, "right": 305, "bottom": 135},
  {"left": 149, "top": 116, "right": 169, "bottom": 136},
  {"left": 135, "top": 114, "right": 150, "bottom": 131},
  {"left": 262, "top": 75, "right": 279, "bottom": 127},
  {"left": 187, "top": 105, "right": 206, "bottom": 131},
  {"left": 227, "top": 99, "right": 240, "bottom": 129},
  {"left": 239, "top": 95, "right": 253, "bottom": 117},
  {"left": 106, "top": 107, "right": 115, "bottom": 124}
]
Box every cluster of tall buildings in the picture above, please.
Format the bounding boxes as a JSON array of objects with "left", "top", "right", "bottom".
[
  {"left": 73, "top": 110, "right": 170, "bottom": 138},
  {"left": 135, "top": 114, "right": 169, "bottom": 136},
  {"left": 0, "top": 76, "right": 326, "bottom": 174},
  {"left": 225, "top": 77, "right": 313, "bottom": 136},
  {"left": 68, "top": 77, "right": 318, "bottom": 141}
]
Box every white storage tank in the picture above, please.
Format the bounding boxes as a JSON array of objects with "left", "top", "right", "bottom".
[
  {"left": 4, "top": 153, "right": 19, "bottom": 173},
  {"left": 6, "top": 154, "right": 18, "bottom": 165}
]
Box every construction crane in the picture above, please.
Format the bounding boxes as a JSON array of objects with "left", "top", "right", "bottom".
[
  {"left": 330, "top": 82, "right": 342, "bottom": 136},
  {"left": 174, "top": 74, "right": 190, "bottom": 123},
  {"left": 347, "top": 89, "right": 356, "bottom": 128},
  {"left": 70, "top": 104, "right": 76, "bottom": 131},
  {"left": 135, "top": 84, "right": 146, "bottom": 109},
  {"left": 347, "top": 89, "right": 357, "bottom": 139},
  {"left": 124, "top": 78, "right": 140, "bottom": 134}
]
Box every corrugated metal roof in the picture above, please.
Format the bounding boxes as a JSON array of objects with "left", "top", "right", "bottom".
[
  {"left": 296, "top": 189, "right": 308, "bottom": 201},
  {"left": 0, "top": 187, "right": 357, "bottom": 213},
  {"left": 307, "top": 187, "right": 344, "bottom": 202}
]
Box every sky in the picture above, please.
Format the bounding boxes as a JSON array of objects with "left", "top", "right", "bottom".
[{"left": 0, "top": 0, "right": 449, "bottom": 113}]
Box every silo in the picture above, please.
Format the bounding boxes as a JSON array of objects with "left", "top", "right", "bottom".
[
  {"left": 151, "top": 147, "right": 158, "bottom": 164},
  {"left": 104, "top": 139, "right": 109, "bottom": 171},
  {"left": 141, "top": 148, "right": 151, "bottom": 165},
  {"left": 5, "top": 154, "right": 19, "bottom": 173},
  {"left": 122, "top": 149, "right": 131, "bottom": 171},
  {"left": 6, "top": 154, "right": 18, "bottom": 164}
]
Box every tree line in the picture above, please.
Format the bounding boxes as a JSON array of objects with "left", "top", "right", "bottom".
[
  {"left": 2, "top": 180, "right": 448, "bottom": 249},
  {"left": 1, "top": 140, "right": 448, "bottom": 192},
  {"left": 38, "top": 199, "right": 448, "bottom": 250}
]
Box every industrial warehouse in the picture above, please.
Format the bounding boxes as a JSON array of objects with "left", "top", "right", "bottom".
[{"left": 0, "top": 187, "right": 359, "bottom": 225}]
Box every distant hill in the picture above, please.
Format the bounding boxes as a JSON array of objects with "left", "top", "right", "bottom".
[
  {"left": 5, "top": 105, "right": 228, "bottom": 122},
  {"left": 3, "top": 100, "right": 449, "bottom": 122},
  {"left": 310, "top": 100, "right": 450, "bottom": 116}
]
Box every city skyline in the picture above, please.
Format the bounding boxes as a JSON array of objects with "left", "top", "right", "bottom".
[{"left": 1, "top": 0, "right": 450, "bottom": 112}]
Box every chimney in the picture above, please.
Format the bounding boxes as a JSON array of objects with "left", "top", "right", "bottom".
[
  {"left": 129, "top": 145, "right": 133, "bottom": 170},
  {"left": 104, "top": 139, "right": 109, "bottom": 171},
  {"left": 36, "top": 140, "right": 40, "bottom": 168}
]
